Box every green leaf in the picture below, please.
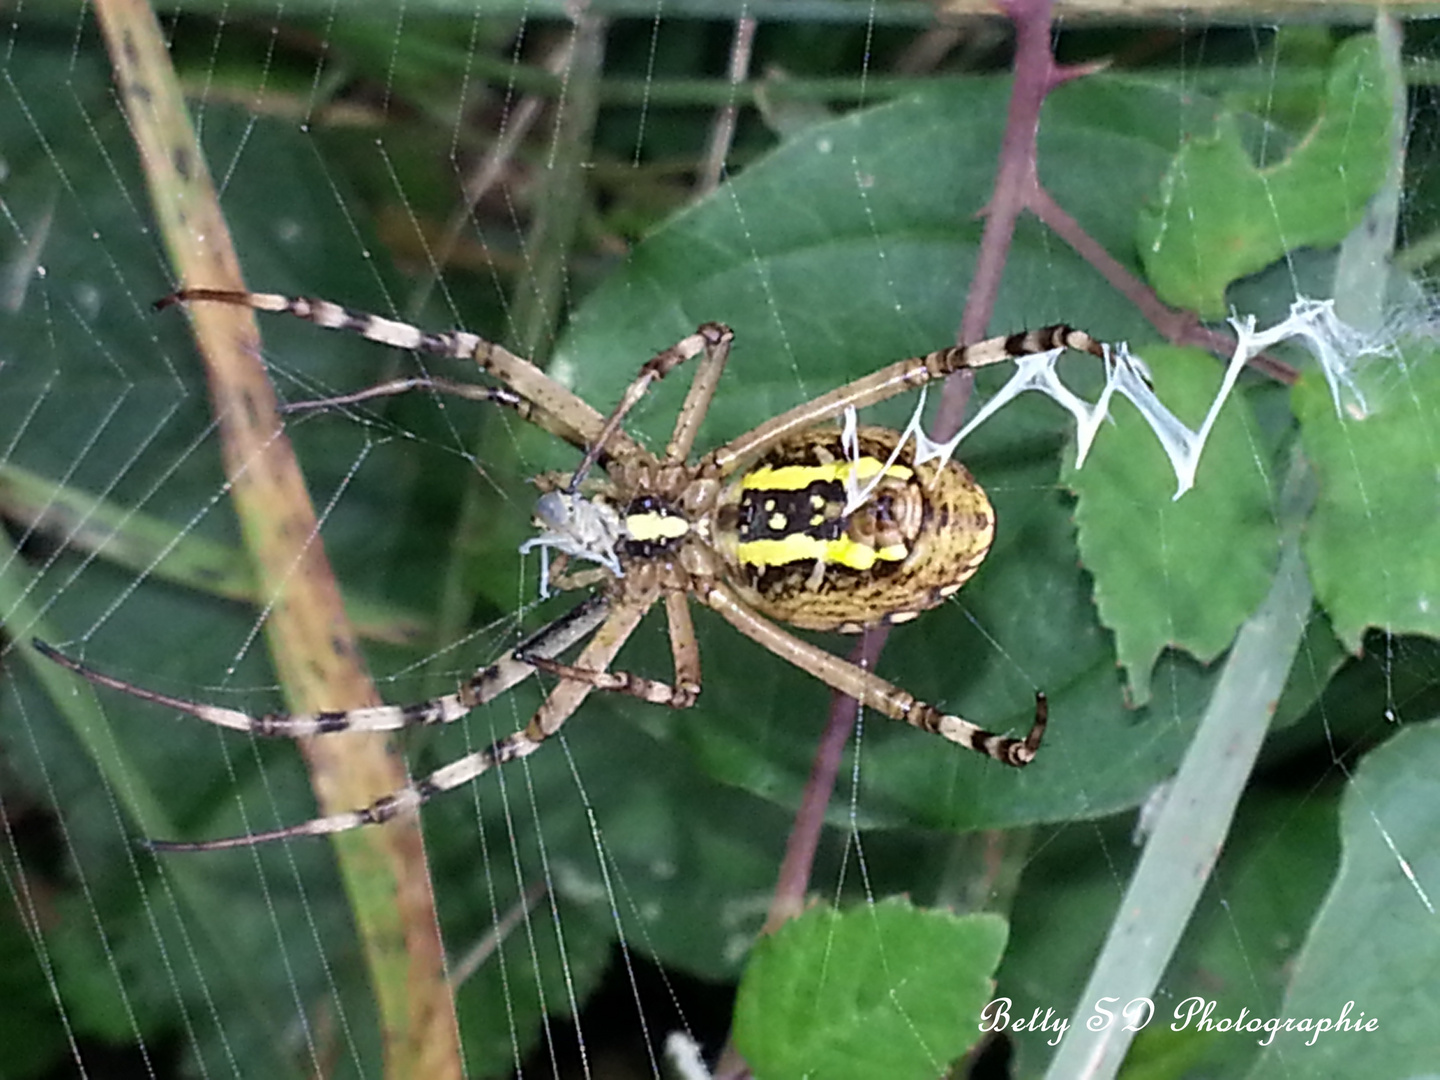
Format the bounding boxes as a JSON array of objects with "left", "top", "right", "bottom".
[
  {"left": 1138, "top": 34, "right": 1394, "bottom": 317},
  {"left": 1295, "top": 341, "right": 1440, "bottom": 649},
  {"left": 1063, "top": 346, "right": 1280, "bottom": 706},
  {"left": 1251, "top": 719, "right": 1440, "bottom": 1076},
  {"left": 733, "top": 899, "right": 1006, "bottom": 1080}
]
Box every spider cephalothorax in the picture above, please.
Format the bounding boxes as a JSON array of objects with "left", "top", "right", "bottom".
[{"left": 38, "top": 290, "right": 1106, "bottom": 850}]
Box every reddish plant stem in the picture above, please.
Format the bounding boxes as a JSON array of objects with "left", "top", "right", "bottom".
[
  {"left": 1030, "top": 186, "right": 1297, "bottom": 383},
  {"left": 759, "top": 625, "right": 888, "bottom": 935},
  {"left": 957, "top": 0, "right": 1061, "bottom": 357}
]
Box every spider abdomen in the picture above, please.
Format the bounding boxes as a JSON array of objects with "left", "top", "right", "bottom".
[{"left": 714, "top": 426, "right": 994, "bottom": 632}]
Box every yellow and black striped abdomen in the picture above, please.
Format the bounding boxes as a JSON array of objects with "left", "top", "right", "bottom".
[{"left": 714, "top": 426, "right": 994, "bottom": 632}]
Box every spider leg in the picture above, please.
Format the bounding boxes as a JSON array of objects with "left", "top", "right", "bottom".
[
  {"left": 664, "top": 591, "right": 702, "bottom": 706},
  {"left": 665, "top": 327, "right": 733, "bottom": 463},
  {"left": 709, "top": 325, "right": 1107, "bottom": 473},
  {"left": 697, "top": 582, "right": 1045, "bottom": 766},
  {"left": 521, "top": 592, "right": 702, "bottom": 709},
  {"left": 143, "top": 596, "right": 649, "bottom": 851},
  {"left": 567, "top": 322, "right": 732, "bottom": 488},
  {"left": 280, "top": 376, "right": 626, "bottom": 472},
  {"left": 525, "top": 594, "right": 652, "bottom": 737},
  {"left": 30, "top": 594, "right": 609, "bottom": 740},
  {"left": 158, "top": 288, "right": 638, "bottom": 460},
  {"left": 144, "top": 727, "right": 549, "bottom": 852},
  {"left": 521, "top": 658, "right": 692, "bottom": 707},
  {"left": 283, "top": 376, "right": 524, "bottom": 416}
]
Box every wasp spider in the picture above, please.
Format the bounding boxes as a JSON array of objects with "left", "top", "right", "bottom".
[{"left": 37, "top": 289, "right": 1106, "bottom": 851}]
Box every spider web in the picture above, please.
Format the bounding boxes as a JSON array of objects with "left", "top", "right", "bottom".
[{"left": 1, "top": 6, "right": 1438, "bottom": 1080}]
